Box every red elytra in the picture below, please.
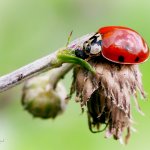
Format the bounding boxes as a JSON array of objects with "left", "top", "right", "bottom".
[{"left": 98, "top": 26, "right": 149, "bottom": 64}]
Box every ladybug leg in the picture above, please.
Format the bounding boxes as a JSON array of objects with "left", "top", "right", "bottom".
[{"left": 57, "top": 49, "right": 96, "bottom": 74}]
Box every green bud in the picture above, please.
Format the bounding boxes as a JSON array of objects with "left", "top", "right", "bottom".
[{"left": 22, "top": 74, "right": 67, "bottom": 119}]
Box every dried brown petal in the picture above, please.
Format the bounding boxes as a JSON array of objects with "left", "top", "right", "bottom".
[{"left": 71, "top": 56, "right": 146, "bottom": 143}]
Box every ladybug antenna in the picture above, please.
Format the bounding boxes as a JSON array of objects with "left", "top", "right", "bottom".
[{"left": 66, "top": 30, "right": 73, "bottom": 47}]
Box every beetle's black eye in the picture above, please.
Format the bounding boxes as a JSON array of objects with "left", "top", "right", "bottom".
[
  {"left": 83, "top": 42, "right": 91, "bottom": 54},
  {"left": 75, "top": 49, "right": 88, "bottom": 59},
  {"left": 85, "top": 44, "right": 91, "bottom": 53}
]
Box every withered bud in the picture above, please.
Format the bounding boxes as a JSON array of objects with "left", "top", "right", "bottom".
[
  {"left": 71, "top": 56, "right": 146, "bottom": 144},
  {"left": 22, "top": 74, "right": 67, "bottom": 119}
]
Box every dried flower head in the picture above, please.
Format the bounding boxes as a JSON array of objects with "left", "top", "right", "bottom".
[{"left": 71, "top": 55, "right": 146, "bottom": 144}]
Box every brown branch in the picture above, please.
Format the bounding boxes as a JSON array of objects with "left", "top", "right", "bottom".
[{"left": 0, "top": 33, "right": 94, "bottom": 92}]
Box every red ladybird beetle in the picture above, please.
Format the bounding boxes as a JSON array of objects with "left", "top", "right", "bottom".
[{"left": 75, "top": 26, "right": 149, "bottom": 64}]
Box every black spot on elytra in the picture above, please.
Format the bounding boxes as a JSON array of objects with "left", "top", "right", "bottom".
[
  {"left": 118, "top": 55, "right": 124, "bottom": 62},
  {"left": 135, "top": 56, "right": 140, "bottom": 62}
]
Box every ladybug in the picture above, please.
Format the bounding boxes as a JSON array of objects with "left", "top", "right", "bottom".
[{"left": 75, "top": 26, "right": 149, "bottom": 64}]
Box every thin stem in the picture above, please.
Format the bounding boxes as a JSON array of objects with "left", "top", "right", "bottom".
[
  {"left": 48, "top": 63, "right": 74, "bottom": 89},
  {"left": 0, "top": 33, "right": 94, "bottom": 93}
]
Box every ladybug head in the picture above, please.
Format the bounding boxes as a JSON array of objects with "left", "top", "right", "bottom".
[{"left": 83, "top": 33, "right": 102, "bottom": 56}]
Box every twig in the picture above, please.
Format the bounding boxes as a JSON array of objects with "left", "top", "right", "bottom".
[
  {"left": 48, "top": 63, "right": 74, "bottom": 89},
  {"left": 0, "top": 33, "right": 94, "bottom": 92}
]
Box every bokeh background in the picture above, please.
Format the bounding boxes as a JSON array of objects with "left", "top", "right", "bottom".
[{"left": 0, "top": 0, "right": 150, "bottom": 150}]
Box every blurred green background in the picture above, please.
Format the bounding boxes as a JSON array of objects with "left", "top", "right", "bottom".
[{"left": 0, "top": 0, "right": 150, "bottom": 150}]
